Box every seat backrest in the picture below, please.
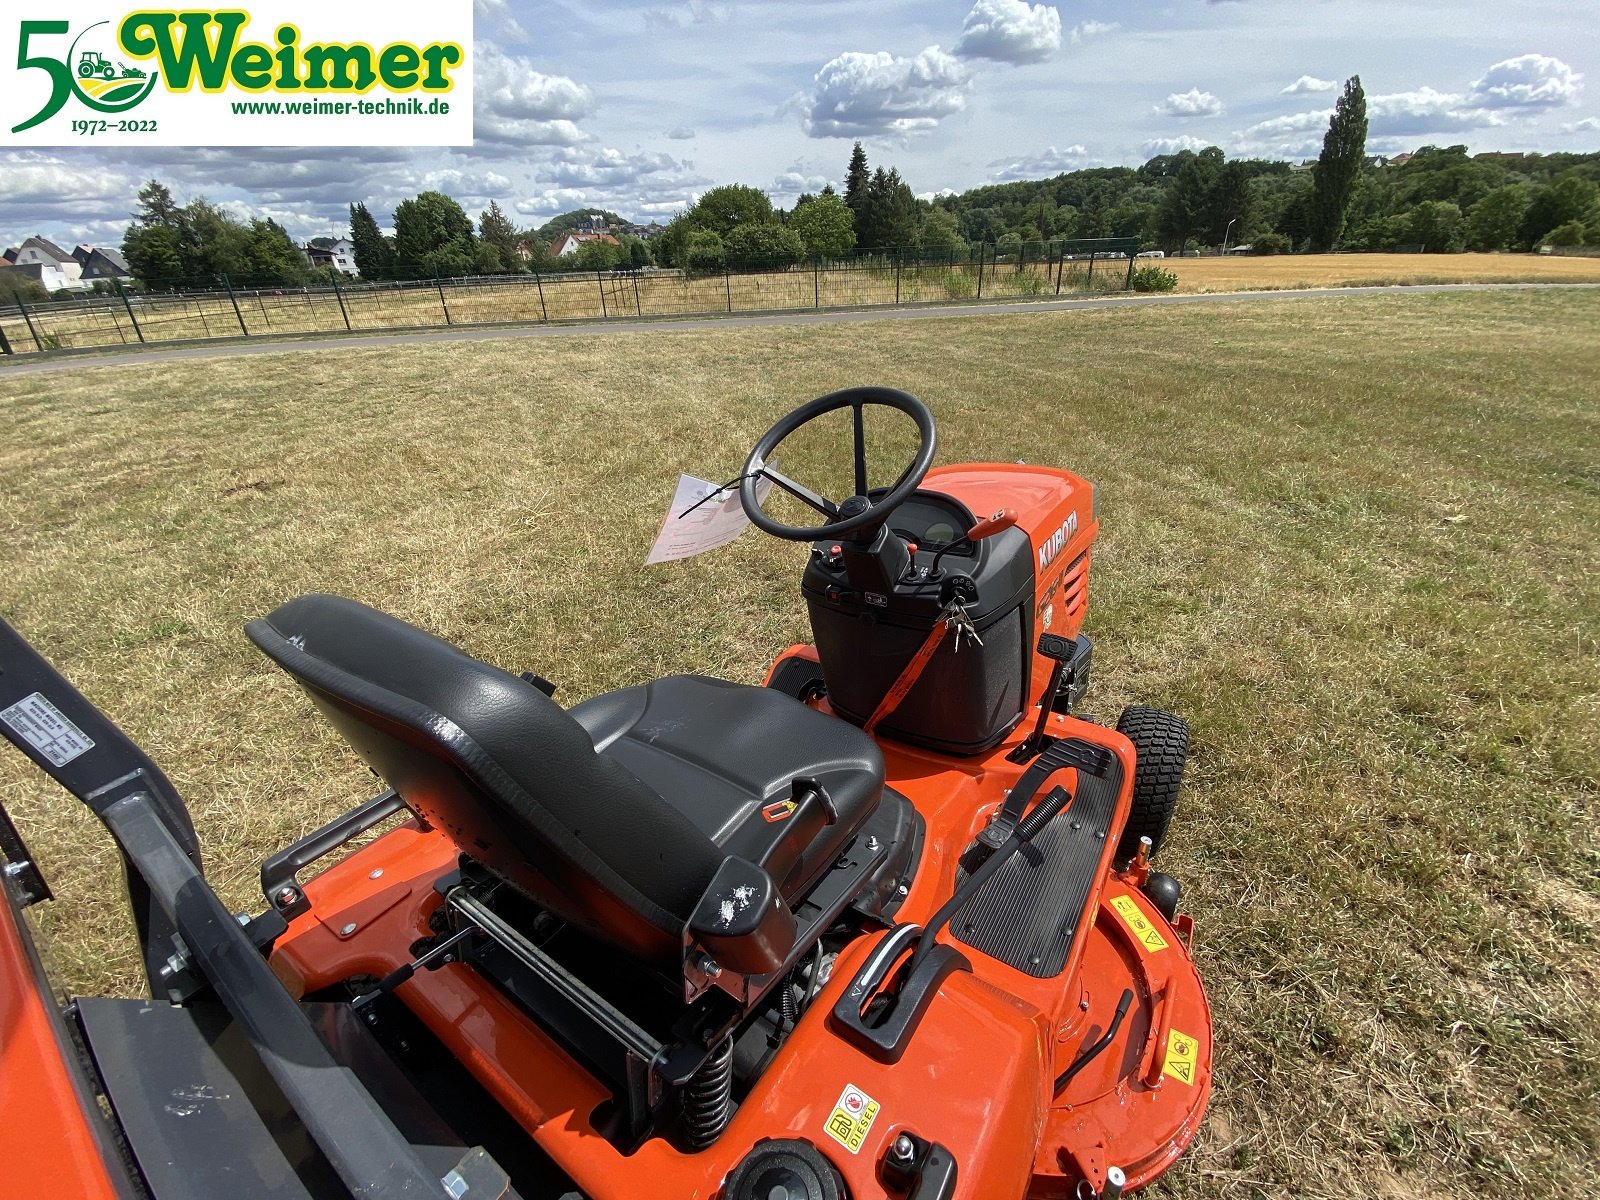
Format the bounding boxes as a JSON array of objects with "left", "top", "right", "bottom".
[{"left": 246, "top": 594, "right": 728, "bottom": 970}]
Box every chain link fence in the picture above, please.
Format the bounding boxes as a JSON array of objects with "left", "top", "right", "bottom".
[{"left": 0, "top": 238, "right": 1142, "bottom": 357}]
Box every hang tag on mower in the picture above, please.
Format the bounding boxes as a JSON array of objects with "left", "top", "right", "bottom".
[{"left": 645, "top": 469, "right": 774, "bottom": 565}]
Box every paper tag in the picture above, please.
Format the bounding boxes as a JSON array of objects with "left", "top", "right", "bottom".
[
  {"left": 1, "top": 691, "right": 96, "bottom": 767},
  {"left": 645, "top": 470, "right": 774, "bottom": 565}
]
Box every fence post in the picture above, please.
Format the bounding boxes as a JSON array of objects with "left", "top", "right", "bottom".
[
  {"left": 113, "top": 278, "right": 146, "bottom": 343},
  {"left": 533, "top": 266, "right": 548, "bottom": 322},
  {"left": 632, "top": 271, "right": 642, "bottom": 316},
  {"left": 1087, "top": 252, "right": 1097, "bottom": 286},
  {"left": 329, "top": 273, "right": 352, "bottom": 331},
  {"left": 814, "top": 258, "right": 820, "bottom": 309},
  {"left": 1054, "top": 245, "right": 1064, "bottom": 296},
  {"left": 221, "top": 274, "right": 249, "bottom": 336},
  {"left": 976, "top": 244, "right": 984, "bottom": 300},
  {"left": 16, "top": 296, "right": 44, "bottom": 351},
  {"left": 0, "top": 318, "right": 12, "bottom": 355},
  {"left": 597, "top": 270, "right": 608, "bottom": 318},
  {"left": 895, "top": 251, "right": 901, "bottom": 305},
  {"left": 435, "top": 269, "right": 451, "bottom": 325},
  {"left": 725, "top": 269, "right": 732, "bottom": 313},
  {"left": 1125, "top": 251, "right": 1136, "bottom": 291}
]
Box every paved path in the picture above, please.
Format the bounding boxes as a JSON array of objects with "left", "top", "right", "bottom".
[{"left": 2, "top": 282, "right": 1594, "bottom": 378}]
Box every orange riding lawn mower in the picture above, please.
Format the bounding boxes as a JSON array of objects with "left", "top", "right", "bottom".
[{"left": 0, "top": 389, "right": 1211, "bottom": 1200}]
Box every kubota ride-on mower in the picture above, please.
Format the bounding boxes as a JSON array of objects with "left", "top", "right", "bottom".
[{"left": 0, "top": 389, "right": 1211, "bottom": 1200}]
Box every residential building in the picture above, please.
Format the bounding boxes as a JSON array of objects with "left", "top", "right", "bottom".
[
  {"left": 549, "top": 231, "right": 621, "bottom": 257},
  {"left": 73, "top": 245, "right": 133, "bottom": 282},
  {"left": 303, "top": 237, "right": 358, "bottom": 275},
  {"left": 5, "top": 236, "right": 86, "bottom": 291}
]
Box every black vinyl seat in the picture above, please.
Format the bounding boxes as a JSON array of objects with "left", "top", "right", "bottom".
[{"left": 246, "top": 595, "right": 885, "bottom": 977}]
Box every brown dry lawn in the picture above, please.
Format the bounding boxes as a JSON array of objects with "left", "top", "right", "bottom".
[
  {"left": 1164, "top": 250, "right": 1600, "bottom": 293},
  {"left": 1, "top": 290, "right": 1597, "bottom": 1199}
]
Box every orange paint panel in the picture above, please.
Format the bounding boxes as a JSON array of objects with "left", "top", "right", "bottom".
[{"left": 0, "top": 890, "right": 126, "bottom": 1200}]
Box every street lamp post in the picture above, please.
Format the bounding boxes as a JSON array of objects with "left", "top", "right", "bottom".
[{"left": 1222, "top": 217, "right": 1239, "bottom": 255}]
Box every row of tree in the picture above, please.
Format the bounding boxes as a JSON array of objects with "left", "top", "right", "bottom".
[{"left": 76, "top": 81, "right": 1600, "bottom": 294}]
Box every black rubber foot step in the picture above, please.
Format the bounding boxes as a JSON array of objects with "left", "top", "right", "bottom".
[{"left": 951, "top": 762, "right": 1122, "bottom": 977}]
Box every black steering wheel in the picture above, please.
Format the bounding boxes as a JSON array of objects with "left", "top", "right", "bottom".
[{"left": 739, "top": 387, "right": 938, "bottom": 542}]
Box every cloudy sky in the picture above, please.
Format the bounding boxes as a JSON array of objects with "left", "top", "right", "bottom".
[{"left": 3, "top": 0, "right": 1596, "bottom": 251}]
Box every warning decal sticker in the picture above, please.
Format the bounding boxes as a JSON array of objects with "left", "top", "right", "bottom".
[
  {"left": 1164, "top": 1029, "right": 1200, "bottom": 1086},
  {"left": 0, "top": 691, "right": 95, "bottom": 768},
  {"left": 1109, "top": 893, "right": 1169, "bottom": 953},
  {"left": 822, "top": 1083, "right": 881, "bottom": 1154}
]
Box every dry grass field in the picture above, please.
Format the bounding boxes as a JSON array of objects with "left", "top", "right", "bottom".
[
  {"left": 1163, "top": 251, "right": 1600, "bottom": 293},
  {"left": 1, "top": 290, "right": 1597, "bottom": 1198}
]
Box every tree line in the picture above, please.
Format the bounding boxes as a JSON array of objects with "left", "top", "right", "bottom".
[{"left": 11, "top": 77, "right": 1595, "bottom": 301}]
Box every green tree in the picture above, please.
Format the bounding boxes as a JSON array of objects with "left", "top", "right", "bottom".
[
  {"left": 859, "top": 167, "right": 919, "bottom": 250},
  {"left": 688, "top": 184, "right": 774, "bottom": 237},
  {"left": 0, "top": 271, "right": 49, "bottom": 305},
  {"left": 1155, "top": 149, "right": 1222, "bottom": 249},
  {"left": 1308, "top": 76, "right": 1368, "bottom": 251},
  {"left": 133, "top": 179, "right": 180, "bottom": 227},
  {"left": 1463, "top": 185, "right": 1531, "bottom": 252},
  {"left": 918, "top": 206, "right": 965, "bottom": 257},
  {"left": 788, "top": 193, "right": 856, "bottom": 259},
  {"left": 572, "top": 238, "right": 624, "bottom": 270},
  {"left": 1539, "top": 220, "right": 1587, "bottom": 248},
  {"left": 683, "top": 230, "right": 726, "bottom": 274},
  {"left": 1520, "top": 173, "right": 1600, "bottom": 247},
  {"left": 726, "top": 222, "right": 805, "bottom": 269},
  {"left": 1405, "top": 201, "right": 1464, "bottom": 252},
  {"left": 1203, "top": 160, "right": 1251, "bottom": 246},
  {"left": 478, "top": 200, "right": 520, "bottom": 271},
  {"left": 393, "top": 190, "right": 477, "bottom": 274},
  {"left": 121, "top": 223, "right": 184, "bottom": 284},
  {"left": 348, "top": 201, "right": 394, "bottom": 278},
  {"left": 242, "top": 218, "right": 310, "bottom": 283},
  {"left": 844, "top": 141, "right": 870, "bottom": 242}
]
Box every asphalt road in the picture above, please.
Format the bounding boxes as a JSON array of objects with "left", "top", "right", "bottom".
[{"left": 2, "top": 282, "right": 1593, "bottom": 378}]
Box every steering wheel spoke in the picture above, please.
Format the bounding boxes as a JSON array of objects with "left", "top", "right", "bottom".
[
  {"left": 739, "top": 387, "right": 938, "bottom": 542},
  {"left": 761, "top": 465, "right": 840, "bottom": 520}
]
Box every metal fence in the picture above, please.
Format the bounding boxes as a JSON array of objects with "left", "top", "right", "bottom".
[{"left": 0, "top": 238, "right": 1142, "bottom": 357}]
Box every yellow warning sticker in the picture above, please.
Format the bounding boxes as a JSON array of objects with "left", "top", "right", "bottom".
[
  {"left": 1164, "top": 1029, "right": 1199, "bottom": 1086},
  {"left": 1109, "top": 893, "right": 1169, "bottom": 953},
  {"left": 822, "top": 1084, "right": 881, "bottom": 1155}
]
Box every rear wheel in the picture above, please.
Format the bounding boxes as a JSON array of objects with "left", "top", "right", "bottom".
[{"left": 1115, "top": 706, "right": 1189, "bottom": 859}]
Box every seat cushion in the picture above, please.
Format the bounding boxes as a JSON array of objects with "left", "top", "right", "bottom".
[{"left": 570, "top": 676, "right": 885, "bottom": 897}]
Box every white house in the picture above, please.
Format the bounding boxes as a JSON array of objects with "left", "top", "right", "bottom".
[
  {"left": 6, "top": 236, "right": 87, "bottom": 291},
  {"left": 305, "top": 237, "right": 359, "bottom": 276}
]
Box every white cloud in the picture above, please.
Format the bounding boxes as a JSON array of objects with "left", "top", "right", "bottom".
[
  {"left": 771, "top": 170, "right": 833, "bottom": 201},
  {"left": 1561, "top": 116, "right": 1600, "bottom": 134},
  {"left": 954, "top": 0, "right": 1062, "bottom": 65},
  {"left": 1159, "top": 88, "right": 1223, "bottom": 118},
  {"left": 474, "top": 45, "right": 597, "bottom": 149},
  {"left": 1239, "top": 84, "right": 1515, "bottom": 155},
  {"left": 1069, "top": 20, "right": 1118, "bottom": 46},
  {"left": 1283, "top": 75, "right": 1336, "bottom": 95},
  {"left": 1468, "top": 55, "right": 1583, "bottom": 110},
  {"left": 803, "top": 46, "right": 971, "bottom": 138},
  {"left": 473, "top": 0, "right": 527, "bottom": 44},
  {"left": 989, "top": 144, "right": 1089, "bottom": 181},
  {"left": 1141, "top": 135, "right": 1212, "bottom": 157}
]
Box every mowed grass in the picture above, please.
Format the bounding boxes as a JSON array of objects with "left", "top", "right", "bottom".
[
  {"left": 1, "top": 291, "right": 1597, "bottom": 1199},
  {"left": 1165, "top": 250, "right": 1600, "bottom": 293}
]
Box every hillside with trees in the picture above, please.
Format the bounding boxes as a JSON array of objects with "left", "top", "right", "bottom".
[{"left": 102, "top": 83, "right": 1600, "bottom": 292}]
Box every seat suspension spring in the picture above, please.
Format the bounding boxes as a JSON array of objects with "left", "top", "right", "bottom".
[{"left": 684, "top": 1036, "right": 735, "bottom": 1150}]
